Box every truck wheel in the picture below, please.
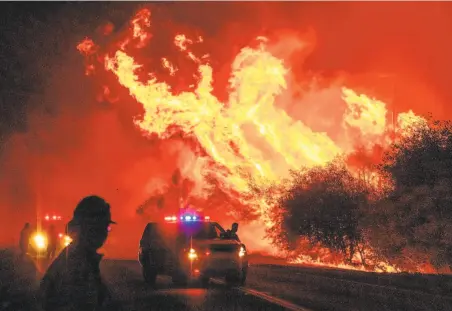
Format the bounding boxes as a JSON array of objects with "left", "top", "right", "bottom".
[{"left": 143, "top": 266, "right": 157, "bottom": 286}]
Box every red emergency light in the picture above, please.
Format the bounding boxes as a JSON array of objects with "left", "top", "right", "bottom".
[
  {"left": 164, "top": 216, "right": 177, "bottom": 221},
  {"left": 44, "top": 214, "right": 62, "bottom": 221}
]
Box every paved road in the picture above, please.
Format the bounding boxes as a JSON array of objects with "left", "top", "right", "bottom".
[
  {"left": 101, "top": 260, "right": 300, "bottom": 311},
  {"left": 0, "top": 250, "right": 305, "bottom": 311},
  {"left": 3, "top": 249, "right": 450, "bottom": 311}
]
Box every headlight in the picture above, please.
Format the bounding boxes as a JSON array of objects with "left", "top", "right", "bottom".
[
  {"left": 239, "top": 246, "right": 246, "bottom": 257},
  {"left": 63, "top": 235, "right": 72, "bottom": 246},
  {"left": 188, "top": 248, "right": 198, "bottom": 260},
  {"left": 33, "top": 233, "right": 47, "bottom": 250}
]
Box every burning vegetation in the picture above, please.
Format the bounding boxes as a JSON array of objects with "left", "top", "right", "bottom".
[
  {"left": 72, "top": 6, "right": 452, "bottom": 273},
  {"left": 2, "top": 3, "right": 451, "bottom": 273}
]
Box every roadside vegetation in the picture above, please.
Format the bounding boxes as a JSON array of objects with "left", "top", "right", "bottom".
[{"left": 268, "top": 117, "right": 452, "bottom": 273}]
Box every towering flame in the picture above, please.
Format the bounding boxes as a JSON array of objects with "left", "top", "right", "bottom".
[{"left": 77, "top": 8, "right": 424, "bottom": 240}]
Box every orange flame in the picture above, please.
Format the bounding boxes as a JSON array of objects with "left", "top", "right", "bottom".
[{"left": 78, "top": 8, "right": 426, "bottom": 267}]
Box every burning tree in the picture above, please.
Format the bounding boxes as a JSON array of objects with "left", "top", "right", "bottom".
[
  {"left": 368, "top": 119, "right": 452, "bottom": 272},
  {"left": 272, "top": 161, "right": 370, "bottom": 265}
]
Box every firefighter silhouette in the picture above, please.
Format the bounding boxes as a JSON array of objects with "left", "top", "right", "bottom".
[
  {"left": 39, "top": 195, "right": 117, "bottom": 310},
  {"left": 19, "top": 223, "right": 31, "bottom": 258},
  {"left": 46, "top": 224, "right": 58, "bottom": 260}
]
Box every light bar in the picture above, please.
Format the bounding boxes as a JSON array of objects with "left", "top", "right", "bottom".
[
  {"left": 164, "top": 214, "right": 210, "bottom": 222},
  {"left": 164, "top": 215, "right": 178, "bottom": 221},
  {"left": 44, "top": 215, "right": 62, "bottom": 221}
]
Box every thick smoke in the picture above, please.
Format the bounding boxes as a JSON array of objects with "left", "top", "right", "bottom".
[{"left": 1, "top": 3, "right": 451, "bottom": 258}]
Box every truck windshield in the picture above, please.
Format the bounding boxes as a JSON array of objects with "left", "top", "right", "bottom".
[
  {"left": 147, "top": 222, "right": 223, "bottom": 249},
  {"left": 174, "top": 222, "right": 218, "bottom": 242}
]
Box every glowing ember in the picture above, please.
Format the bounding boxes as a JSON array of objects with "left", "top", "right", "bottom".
[{"left": 288, "top": 256, "right": 400, "bottom": 273}]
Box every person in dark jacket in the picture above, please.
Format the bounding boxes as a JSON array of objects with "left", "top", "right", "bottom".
[
  {"left": 224, "top": 222, "right": 240, "bottom": 241},
  {"left": 38, "top": 195, "right": 117, "bottom": 311},
  {"left": 19, "top": 223, "right": 31, "bottom": 258},
  {"left": 46, "top": 224, "right": 59, "bottom": 260}
]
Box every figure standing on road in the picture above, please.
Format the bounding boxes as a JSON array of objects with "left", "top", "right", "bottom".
[
  {"left": 19, "top": 223, "right": 31, "bottom": 258},
  {"left": 38, "top": 195, "right": 117, "bottom": 311},
  {"left": 46, "top": 224, "right": 58, "bottom": 260}
]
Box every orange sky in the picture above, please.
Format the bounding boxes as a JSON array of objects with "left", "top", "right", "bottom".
[{"left": 1, "top": 2, "right": 451, "bottom": 258}]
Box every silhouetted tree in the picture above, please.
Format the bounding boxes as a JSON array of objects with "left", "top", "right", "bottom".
[
  {"left": 381, "top": 119, "right": 452, "bottom": 189},
  {"left": 370, "top": 119, "right": 452, "bottom": 271},
  {"left": 274, "top": 161, "right": 369, "bottom": 264}
]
